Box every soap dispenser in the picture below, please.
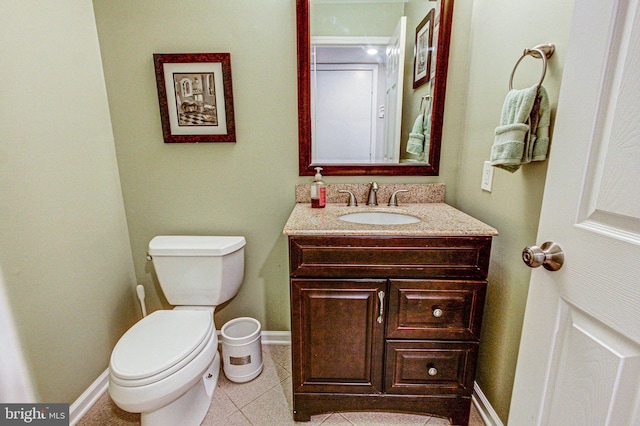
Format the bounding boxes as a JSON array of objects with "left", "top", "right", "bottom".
[{"left": 311, "top": 167, "right": 326, "bottom": 208}]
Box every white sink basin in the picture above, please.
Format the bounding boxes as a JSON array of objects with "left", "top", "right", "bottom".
[{"left": 338, "top": 211, "right": 421, "bottom": 225}]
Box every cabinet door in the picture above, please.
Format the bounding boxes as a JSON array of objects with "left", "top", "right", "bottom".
[{"left": 290, "top": 279, "right": 386, "bottom": 394}]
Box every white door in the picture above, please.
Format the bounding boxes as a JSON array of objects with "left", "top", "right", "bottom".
[
  {"left": 312, "top": 63, "right": 377, "bottom": 163},
  {"left": 509, "top": 1, "right": 640, "bottom": 425},
  {"left": 384, "top": 16, "right": 406, "bottom": 162}
]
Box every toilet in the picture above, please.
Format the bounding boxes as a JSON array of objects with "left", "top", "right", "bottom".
[{"left": 109, "top": 235, "right": 246, "bottom": 426}]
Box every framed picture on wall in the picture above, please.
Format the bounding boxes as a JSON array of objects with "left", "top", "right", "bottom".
[
  {"left": 153, "top": 53, "right": 236, "bottom": 143},
  {"left": 413, "top": 9, "right": 434, "bottom": 89}
]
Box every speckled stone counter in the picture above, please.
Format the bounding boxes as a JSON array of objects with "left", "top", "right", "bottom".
[
  {"left": 283, "top": 202, "right": 498, "bottom": 237},
  {"left": 294, "top": 183, "right": 446, "bottom": 204}
]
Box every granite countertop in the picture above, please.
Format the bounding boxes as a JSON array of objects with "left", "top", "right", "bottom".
[
  {"left": 295, "top": 183, "right": 446, "bottom": 204},
  {"left": 283, "top": 203, "right": 498, "bottom": 237}
]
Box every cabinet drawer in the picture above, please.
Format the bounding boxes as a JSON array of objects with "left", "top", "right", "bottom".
[
  {"left": 289, "top": 236, "right": 491, "bottom": 279},
  {"left": 384, "top": 341, "right": 478, "bottom": 395},
  {"left": 386, "top": 280, "right": 486, "bottom": 340}
]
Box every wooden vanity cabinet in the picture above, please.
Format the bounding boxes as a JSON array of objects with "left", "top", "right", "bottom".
[{"left": 288, "top": 235, "right": 491, "bottom": 425}]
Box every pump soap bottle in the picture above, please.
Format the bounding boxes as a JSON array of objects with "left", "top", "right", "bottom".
[{"left": 311, "top": 167, "right": 326, "bottom": 208}]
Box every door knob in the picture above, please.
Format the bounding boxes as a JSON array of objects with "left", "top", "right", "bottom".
[{"left": 522, "top": 241, "right": 564, "bottom": 271}]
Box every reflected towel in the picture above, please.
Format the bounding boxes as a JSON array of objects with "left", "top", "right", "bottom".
[{"left": 406, "top": 114, "right": 430, "bottom": 156}]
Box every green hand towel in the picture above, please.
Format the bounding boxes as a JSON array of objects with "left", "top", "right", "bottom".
[
  {"left": 406, "top": 114, "right": 425, "bottom": 155},
  {"left": 530, "top": 86, "right": 550, "bottom": 162},
  {"left": 491, "top": 85, "right": 549, "bottom": 172},
  {"left": 492, "top": 123, "right": 530, "bottom": 172}
]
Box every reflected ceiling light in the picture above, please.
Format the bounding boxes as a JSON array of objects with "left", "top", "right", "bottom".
[{"left": 367, "top": 48, "right": 379, "bottom": 55}]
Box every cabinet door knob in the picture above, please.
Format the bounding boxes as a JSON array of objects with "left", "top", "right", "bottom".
[
  {"left": 428, "top": 367, "right": 438, "bottom": 376},
  {"left": 432, "top": 308, "right": 443, "bottom": 318}
]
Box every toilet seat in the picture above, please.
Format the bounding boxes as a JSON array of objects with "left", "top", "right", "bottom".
[{"left": 110, "top": 310, "right": 214, "bottom": 387}]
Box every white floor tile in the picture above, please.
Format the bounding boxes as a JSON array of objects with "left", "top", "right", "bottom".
[{"left": 79, "top": 345, "right": 485, "bottom": 426}]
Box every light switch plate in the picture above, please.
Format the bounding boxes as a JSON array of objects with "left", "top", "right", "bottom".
[{"left": 481, "top": 161, "right": 494, "bottom": 192}]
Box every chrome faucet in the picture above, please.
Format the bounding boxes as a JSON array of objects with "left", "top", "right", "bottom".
[{"left": 366, "top": 181, "right": 379, "bottom": 206}]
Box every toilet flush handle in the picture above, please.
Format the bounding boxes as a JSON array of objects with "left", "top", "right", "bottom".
[{"left": 146, "top": 253, "right": 152, "bottom": 261}]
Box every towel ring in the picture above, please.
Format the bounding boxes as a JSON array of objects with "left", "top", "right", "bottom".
[{"left": 509, "top": 43, "right": 555, "bottom": 90}]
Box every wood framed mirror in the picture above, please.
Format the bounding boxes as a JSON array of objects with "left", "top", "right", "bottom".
[{"left": 297, "top": 0, "right": 454, "bottom": 176}]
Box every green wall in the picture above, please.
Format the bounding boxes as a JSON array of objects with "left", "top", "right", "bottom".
[
  {"left": 0, "top": 0, "right": 137, "bottom": 403},
  {"left": 91, "top": 0, "right": 452, "bottom": 336},
  {"left": 1, "top": 1, "right": 577, "bottom": 422},
  {"left": 311, "top": 2, "right": 403, "bottom": 37},
  {"left": 92, "top": 0, "right": 301, "bottom": 331}
]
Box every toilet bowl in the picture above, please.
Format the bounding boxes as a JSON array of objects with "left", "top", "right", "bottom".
[{"left": 109, "top": 236, "right": 245, "bottom": 426}]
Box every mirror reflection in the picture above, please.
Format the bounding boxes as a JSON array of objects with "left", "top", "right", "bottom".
[{"left": 298, "top": 0, "right": 454, "bottom": 175}]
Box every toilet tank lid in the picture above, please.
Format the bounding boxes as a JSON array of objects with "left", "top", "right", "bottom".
[{"left": 148, "top": 236, "right": 246, "bottom": 256}]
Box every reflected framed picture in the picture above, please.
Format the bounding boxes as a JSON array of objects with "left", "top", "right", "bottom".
[
  {"left": 413, "top": 9, "right": 434, "bottom": 89},
  {"left": 153, "top": 53, "right": 236, "bottom": 143}
]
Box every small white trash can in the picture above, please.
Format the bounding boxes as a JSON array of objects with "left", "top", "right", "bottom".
[{"left": 221, "top": 317, "right": 263, "bottom": 383}]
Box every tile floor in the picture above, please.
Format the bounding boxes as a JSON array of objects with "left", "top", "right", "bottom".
[{"left": 78, "top": 345, "right": 485, "bottom": 426}]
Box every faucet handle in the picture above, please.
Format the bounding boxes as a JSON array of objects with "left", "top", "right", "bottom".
[
  {"left": 338, "top": 190, "right": 358, "bottom": 207},
  {"left": 388, "top": 189, "right": 409, "bottom": 207}
]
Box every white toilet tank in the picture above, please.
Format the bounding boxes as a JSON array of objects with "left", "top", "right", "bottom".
[{"left": 148, "top": 236, "right": 245, "bottom": 306}]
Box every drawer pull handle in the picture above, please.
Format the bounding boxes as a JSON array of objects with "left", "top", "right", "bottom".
[
  {"left": 428, "top": 367, "right": 438, "bottom": 376},
  {"left": 432, "top": 308, "right": 443, "bottom": 318},
  {"left": 377, "top": 290, "right": 385, "bottom": 323}
]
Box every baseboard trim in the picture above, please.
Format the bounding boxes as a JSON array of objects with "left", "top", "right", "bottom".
[
  {"left": 70, "top": 331, "right": 292, "bottom": 424},
  {"left": 69, "top": 368, "right": 109, "bottom": 426},
  {"left": 214, "top": 330, "right": 291, "bottom": 345},
  {"left": 472, "top": 382, "right": 504, "bottom": 426},
  {"left": 259, "top": 330, "right": 292, "bottom": 345}
]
